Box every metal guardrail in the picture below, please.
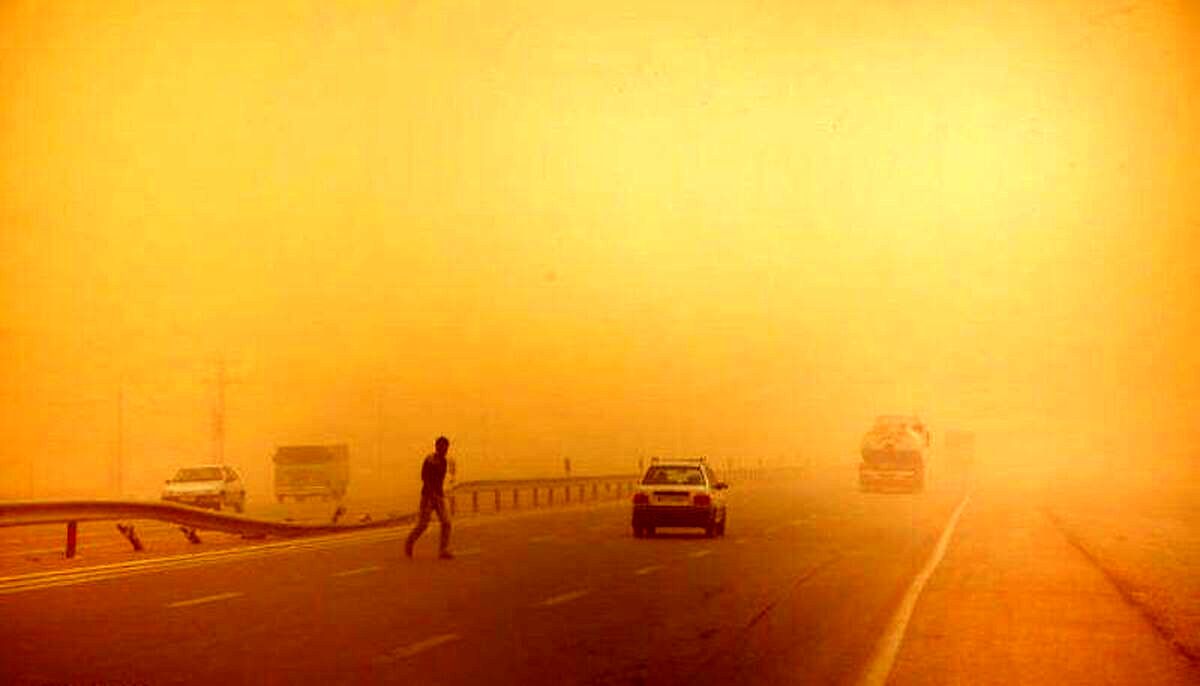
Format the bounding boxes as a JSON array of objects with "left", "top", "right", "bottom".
[
  {"left": 448, "top": 474, "right": 640, "bottom": 516},
  {"left": 0, "top": 476, "right": 638, "bottom": 560},
  {"left": 0, "top": 499, "right": 412, "bottom": 533},
  {"left": 0, "top": 468, "right": 775, "bottom": 560},
  {"left": 0, "top": 499, "right": 415, "bottom": 559}
]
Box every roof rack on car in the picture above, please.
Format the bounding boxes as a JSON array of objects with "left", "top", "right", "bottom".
[{"left": 649, "top": 457, "right": 706, "bottom": 464}]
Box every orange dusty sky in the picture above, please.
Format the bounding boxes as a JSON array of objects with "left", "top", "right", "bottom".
[{"left": 1, "top": 0, "right": 1198, "bottom": 496}]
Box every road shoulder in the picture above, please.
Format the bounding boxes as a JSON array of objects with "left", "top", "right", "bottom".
[{"left": 887, "top": 490, "right": 1200, "bottom": 685}]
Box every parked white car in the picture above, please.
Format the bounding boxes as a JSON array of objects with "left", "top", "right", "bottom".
[{"left": 162, "top": 465, "right": 246, "bottom": 513}]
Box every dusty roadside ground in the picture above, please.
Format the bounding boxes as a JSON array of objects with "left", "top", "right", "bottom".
[{"left": 1040, "top": 460, "right": 1200, "bottom": 663}]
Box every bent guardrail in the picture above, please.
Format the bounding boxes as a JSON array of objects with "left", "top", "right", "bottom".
[{"left": 0, "top": 499, "right": 415, "bottom": 559}]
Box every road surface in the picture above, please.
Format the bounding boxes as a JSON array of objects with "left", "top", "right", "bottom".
[{"left": 1, "top": 471, "right": 1196, "bottom": 685}]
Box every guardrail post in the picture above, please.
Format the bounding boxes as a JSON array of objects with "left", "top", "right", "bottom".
[
  {"left": 564, "top": 485, "right": 570, "bottom": 503},
  {"left": 450, "top": 495, "right": 457, "bottom": 516},
  {"left": 66, "top": 521, "right": 77, "bottom": 559},
  {"left": 548, "top": 487, "right": 554, "bottom": 505},
  {"left": 116, "top": 523, "right": 144, "bottom": 552},
  {"left": 592, "top": 483, "right": 598, "bottom": 499},
  {"left": 472, "top": 491, "right": 479, "bottom": 513},
  {"left": 494, "top": 489, "right": 501, "bottom": 511},
  {"left": 513, "top": 488, "right": 520, "bottom": 508},
  {"left": 533, "top": 487, "right": 539, "bottom": 507}
]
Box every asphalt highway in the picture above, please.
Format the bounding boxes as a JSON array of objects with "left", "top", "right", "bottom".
[{"left": 1, "top": 470, "right": 1195, "bottom": 685}]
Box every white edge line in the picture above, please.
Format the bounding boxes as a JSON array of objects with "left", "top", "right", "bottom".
[
  {"left": 166, "top": 591, "right": 243, "bottom": 608},
  {"left": 858, "top": 493, "right": 972, "bottom": 686},
  {"left": 0, "top": 528, "right": 405, "bottom": 594},
  {"left": 0, "top": 526, "right": 402, "bottom": 584},
  {"left": 688, "top": 550, "right": 713, "bottom": 558},
  {"left": 634, "top": 565, "right": 664, "bottom": 576}
]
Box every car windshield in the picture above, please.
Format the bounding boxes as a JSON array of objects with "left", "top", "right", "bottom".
[
  {"left": 642, "top": 466, "right": 706, "bottom": 486},
  {"left": 174, "top": 467, "right": 223, "bottom": 482}
]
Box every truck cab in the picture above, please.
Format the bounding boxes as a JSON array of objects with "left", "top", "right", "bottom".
[
  {"left": 859, "top": 415, "right": 929, "bottom": 493},
  {"left": 272, "top": 444, "right": 350, "bottom": 503}
]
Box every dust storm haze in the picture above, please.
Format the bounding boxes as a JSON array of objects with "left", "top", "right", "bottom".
[{"left": 1, "top": 0, "right": 1198, "bottom": 501}]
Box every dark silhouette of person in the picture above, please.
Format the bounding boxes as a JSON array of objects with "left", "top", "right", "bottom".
[{"left": 405, "top": 436, "right": 453, "bottom": 559}]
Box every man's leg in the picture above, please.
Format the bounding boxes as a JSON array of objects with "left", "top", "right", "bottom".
[
  {"left": 434, "top": 496, "right": 452, "bottom": 557},
  {"left": 406, "top": 497, "right": 432, "bottom": 557}
]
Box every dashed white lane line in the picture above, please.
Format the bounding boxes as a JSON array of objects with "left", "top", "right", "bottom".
[
  {"left": 333, "top": 565, "right": 382, "bottom": 577},
  {"left": 376, "top": 633, "right": 461, "bottom": 663},
  {"left": 454, "top": 548, "right": 482, "bottom": 557},
  {"left": 528, "top": 535, "right": 557, "bottom": 543},
  {"left": 536, "top": 589, "right": 590, "bottom": 607},
  {"left": 166, "top": 592, "right": 243, "bottom": 609},
  {"left": 688, "top": 550, "right": 713, "bottom": 559},
  {"left": 858, "top": 493, "right": 972, "bottom": 686},
  {"left": 734, "top": 538, "right": 748, "bottom": 545},
  {"left": 634, "top": 565, "right": 664, "bottom": 576}
]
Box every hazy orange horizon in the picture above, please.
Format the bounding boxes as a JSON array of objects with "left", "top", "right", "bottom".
[{"left": 2, "top": 0, "right": 1197, "bottom": 498}]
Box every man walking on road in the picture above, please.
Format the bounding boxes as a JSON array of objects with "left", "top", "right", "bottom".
[{"left": 405, "top": 436, "right": 453, "bottom": 559}]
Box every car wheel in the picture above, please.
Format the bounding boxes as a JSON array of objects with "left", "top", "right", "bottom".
[
  {"left": 717, "top": 514, "right": 727, "bottom": 537},
  {"left": 234, "top": 500, "right": 245, "bottom": 514},
  {"left": 633, "top": 526, "right": 643, "bottom": 538},
  {"left": 704, "top": 522, "right": 716, "bottom": 538},
  {"left": 645, "top": 526, "right": 656, "bottom": 537}
]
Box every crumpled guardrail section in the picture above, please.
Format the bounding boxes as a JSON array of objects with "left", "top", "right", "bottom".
[{"left": 0, "top": 499, "right": 415, "bottom": 537}]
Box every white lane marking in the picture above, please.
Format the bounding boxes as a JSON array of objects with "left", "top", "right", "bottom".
[
  {"left": 734, "top": 538, "right": 748, "bottom": 545},
  {"left": 377, "top": 633, "right": 461, "bottom": 662},
  {"left": 536, "top": 589, "right": 590, "bottom": 607},
  {"left": 688, "top": 550, "right": 713, "bottom": 559},
  {"left": 333, "top": 565, "right": 382, "bottom": 577},
  {"left": 528, "top": 535, "right": 556, "bottom": 543},
  {"left": 0, "top": 527, "right": 406, "bottom": 595},
  {"left": 858, "top": 493, "right": 972, "bottom": 686},
  {"left": 634, "top": 564, "right": 664, "bottom": 576},
  {"left": 166, "top": 591, "right": 243, "bottom": 608},
  {"left": 454, "top": 548, "right": 482, "bottom": 557}
]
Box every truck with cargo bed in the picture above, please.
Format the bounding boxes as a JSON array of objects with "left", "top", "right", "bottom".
[{"left": 273, "top": 444, "right": 349, "bottom": 503}]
